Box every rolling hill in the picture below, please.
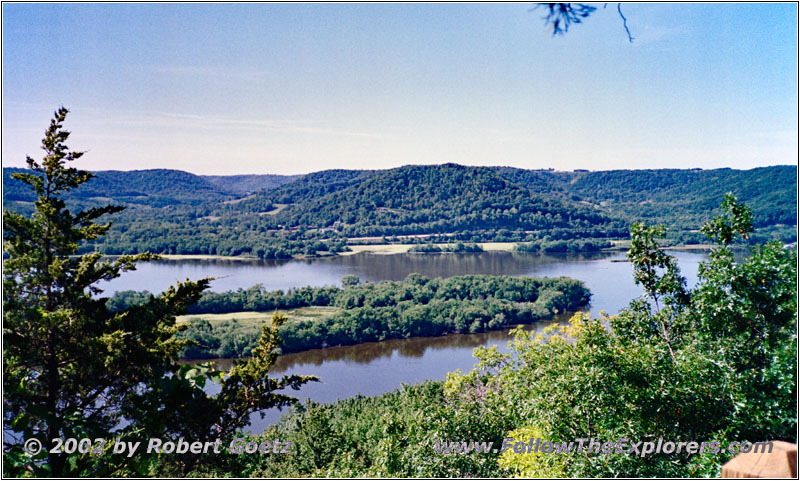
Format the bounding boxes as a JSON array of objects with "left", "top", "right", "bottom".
[
  {"left": 3, "top": 168, "right": 236, "bottom": 207},
  {"left": 3, "top": 164, "right": 795, "bottom": 257},
  {"left": 261, "top": 164, "right": 624, "bottom": 238}
]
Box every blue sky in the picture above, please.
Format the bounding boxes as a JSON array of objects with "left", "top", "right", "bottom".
[{"left": 2, "top": 3, "right": 797, "bottom": 175}]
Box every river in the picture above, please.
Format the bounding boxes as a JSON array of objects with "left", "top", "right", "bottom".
[{"left": 101, "top": 249, "right": 709, "bottom": 432}]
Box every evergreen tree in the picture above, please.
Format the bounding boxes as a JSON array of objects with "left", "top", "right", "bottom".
[{"left": 2, "top": 108, "right": 315, "bottom": 476}]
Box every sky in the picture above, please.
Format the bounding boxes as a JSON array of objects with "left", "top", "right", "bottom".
[{"left": 2, "top": 3, "right": 797, "bottom": 175}]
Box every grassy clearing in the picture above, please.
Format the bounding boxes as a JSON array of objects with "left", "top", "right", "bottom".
[
  {"left": 343, "top": 242, "right": 521, "bottom": 255},
  {"left": 341, "top": 244, "right": 414, "bottom": 255},
  {"left": 476, "top": 242, "right": 517, "bottom": 251},
  {"left": 222, "top": 194, "right": 257, "bottom": 205},
  {"left": 176, "top": 306, "right": 342, "bottom": 326},
  {"left": 259, "top": 203, "right": 288, "bottom": 216}
]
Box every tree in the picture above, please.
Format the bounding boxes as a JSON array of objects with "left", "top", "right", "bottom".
[
  {"left": 623, "top": 222, "right": 690, "bottom": 361},
  {"left": 537, "top": 3, "right": 634, "bottom": 42},
  {"left": 341, "top": 275, "right": 360, "bottom": 287},
  {"left": 2, "top": 108, "right": 316, "bottom": 476},
  {"left": 442, "top": 195, "right": 795, "bottom": 477}
]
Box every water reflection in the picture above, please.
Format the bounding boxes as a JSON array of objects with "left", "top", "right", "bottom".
[
  {"left": 101, "top": 250, "right": 618, "bottom": 295},
  {"left": 328, "top": 251, "right": 616, "bottom": 281},
  {"left": 193, "top": 312, "right": 577, "bottom": 374},
  {"left": 113, "top": 249, "right": 714, "bottom": 433},
  {"left": 187, "top": 313, "right": 579, "bottom": 432}
]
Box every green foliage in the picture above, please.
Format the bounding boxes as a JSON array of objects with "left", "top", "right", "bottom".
[
  {"left": 201, "top": 173, "right": 300, "bottom": 196},
  {"left": 204, "top": 381, "right": 513, "bottom": 478},
  {"left": 622, "top": 222, "right": 690, "bottom": 360},
  {"left": 176, "top": 274, "right": 590, "bottom": 358},
  {"left": 3, "top": 167, "right": 238, "bottom": 207},
  {"left": 341, "top": 274, "right": 360, "bottom": 287},
  {"left": 455, "top": 195, "right": 795, "bottom": 477},
  {"left": 515, "top": 237, "right": 613, "bottom": 253},
  {"left": 500, "top": 166, "right": 796, "bottom": 232},
  {"left": 701, "top": 192, "right": 754, "bottom": 245},
  {"left": 266, "top": 164, "right": 621, "bottom": 239},
  {"left": 195, "top": 195, "right": 796, "bottom": 478},
  {"left": 408, "top": 242, "right": 484, "bottom": 253},
  {"left": 5, "top": 164, "right": 794, "bottom": 258},
  {"left": 2, "top": 109, "right": 315, "bottom": 477},
  {"left": 7, "top": 164, "right": 629, "bottom": 257}
]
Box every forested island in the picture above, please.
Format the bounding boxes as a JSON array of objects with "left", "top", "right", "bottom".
[
  {"left": 4, "top": 163, "right": 796, "bottom": 259},
  {"left": 110, "top": 274, "right": 590, "bottom": 358}
]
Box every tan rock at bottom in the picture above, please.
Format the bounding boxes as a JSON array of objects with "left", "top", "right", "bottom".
[{"left": 721, "top": 441, "right": 797, "bottom": 478}]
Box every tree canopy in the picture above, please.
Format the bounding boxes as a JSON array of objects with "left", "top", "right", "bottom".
[{"left": 2, "top": 108, "right": 316, "bottom": 476}]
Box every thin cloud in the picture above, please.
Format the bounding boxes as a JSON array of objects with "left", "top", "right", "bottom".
[
  {"left": 143, "top": 65, "right": 269, "bottom": 81},
  {"left": 87, "top": 110, "right": 383, "bottom": 139}
]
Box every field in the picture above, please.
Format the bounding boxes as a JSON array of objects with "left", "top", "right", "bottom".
[
  {"left": 342, "top": 242, "right": 521, "bottom": 255},
  {"left": 176, "top": 306, "right": 342, "bottom": 326}
]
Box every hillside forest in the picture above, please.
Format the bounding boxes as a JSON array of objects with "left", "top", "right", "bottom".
[{"left": 3, "top": 164, "right": 796, "bottom": 259}]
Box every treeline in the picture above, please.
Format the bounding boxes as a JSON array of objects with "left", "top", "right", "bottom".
[
  {"left": 262, "top": 164, "right": 625, "bottom": 238},
  {"left": 200, "top": 173, "right": 300, "bottom": 196},
  {"left": 81, "top": 164, "right": 626, "bottom": 256},
  {"left": 4, "top": 164, "right": 795, "bottom": 258},
  {"left": 514, "top": 238, "right": 613, "bottom": 253},
  {"left": 84, "top": 208, "right": 351, "bottom": 258},
  {"left": 158, "top": 274, "right": 590, "bottom": 358},
  {"left": 500, "top": 165, "right": 797, "bottom": 231},
  {"left": 408, "top": 242, "right": 484, "bottom": 253},
  {"left": 2, "top": 167, "right": 236, "bottom": 206}
]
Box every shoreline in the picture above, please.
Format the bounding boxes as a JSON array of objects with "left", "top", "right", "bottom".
[
  {"left": 179, "top": 311, "right": 582, "bottom": 362},
  {"left": 94, "top": 242, "right": 728, "bottom": 261},
  {"left": 340, "top": 242, "right": 524, "bottom": 255}
]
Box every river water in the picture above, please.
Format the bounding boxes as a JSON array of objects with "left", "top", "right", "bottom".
[{"left": 101, "top": 249, "right": 709, "bottom": 432}]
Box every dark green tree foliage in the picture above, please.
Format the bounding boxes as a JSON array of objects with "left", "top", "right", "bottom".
[
  {"left": 701, "top": 193, "right": 754, "bottom": 245},
  {"left": 408, "top": 242, "right": 484, "bottom": 253},
  {"left": 204, "top": 196, "right": 796, "bottom": 478},
  {"left": 501, "top": 166, "right": 796, "bottom": 235},
  {"left": 268, "top": 164, "right": 620, "bottom": 238},
  {"left": 622, "top": 222, "right": 690, "bottom": 361},
  {"left": 483, "top": 195, "right": 795, "bottom": 477},
  {"left": 5, "top": 164, "right": 794, "bottom": 257},
  {"left": 264, "top": 169, "right": 375, "bottom": 204},
  {"left": 514, "top": 237, "right": 613, "bottom": 253},
  {"left": 690, "top": 196, "right": 795, "bottom": 441},
  {"left": 201, "top": 173, "right": 300, "bottom": 196},
  {"left": 176, "top": 274, "right": 590, "bottom": 358},
  {"left": 52, "top": 164, "right": 629, "bottom": 257},
  {"left": 205, "top": 382, "right": 511, "bottom": 478},
  {"left": 3, "top": 167, "right": 238, "bottom": 206},
  {"left": 2, "top": 109, "right": 315, "bottom": 476}
]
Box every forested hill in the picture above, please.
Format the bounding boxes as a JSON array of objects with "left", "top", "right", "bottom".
[
  {"left": 201, "top": 174, "right": 300, "bottom": 196},
  {"left": 3, "top": 168, "right": 303, "bottom": 206},
  {"left": 4, "top": 165, "right": 794, "bottom": 228},
  {"left": 3, "top": 168, "right": 236, "bottom": 207},
  {"left": 257, "top": 164, "right": 624, "bottom": 238},
  {"left": 265, "top": 169, "right": 376, "bottom": 204},
  {"left": 3, "top": 164, "right": 795, "bottom": 257},
  {"left": 230, "top": 164, "right": 796, "bottom": 234},
  {"left": 497, "top": 165, "right": 797, "bottom": 229}
]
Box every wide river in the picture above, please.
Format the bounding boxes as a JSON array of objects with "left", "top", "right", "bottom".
[{"left": 101, "top": 249, "right": 709, "bottom": 432}]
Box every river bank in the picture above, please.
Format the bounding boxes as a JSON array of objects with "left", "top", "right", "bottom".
[{"left": 103, "top": 249, "right": 710, "bottom": 432}]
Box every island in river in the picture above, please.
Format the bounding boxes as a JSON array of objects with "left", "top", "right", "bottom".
[{"left": 111, "top": 273, "right": 591, "bottom": 359}]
